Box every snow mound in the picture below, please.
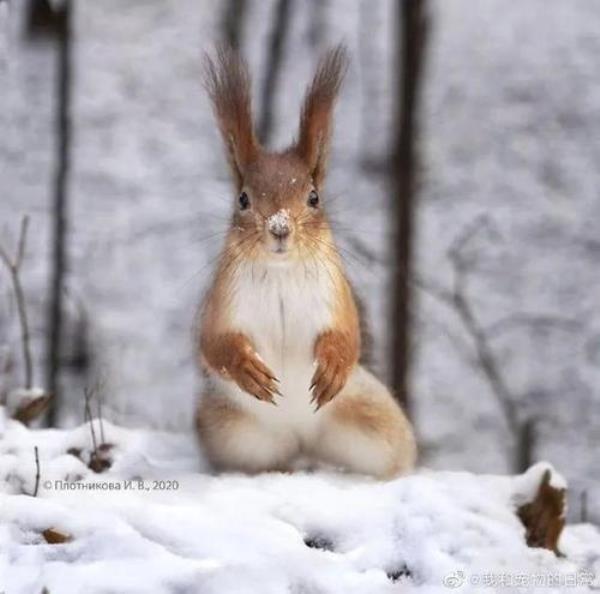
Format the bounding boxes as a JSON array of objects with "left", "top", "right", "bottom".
[{"left": 1, "top": 418, "right": 599, "bottom": 594}]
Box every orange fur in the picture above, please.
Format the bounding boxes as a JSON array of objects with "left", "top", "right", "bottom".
[
  {"left": 204, "top": 47, "right": 259, "bottom": 189},
  {"left": 311, "top": 276, "right": 360, "bottom": 409},
  {"left": 199, "top": 331, "right": 279, "bottom": 403},
  {"left": 328, "top": 394, "right": 417, "bottom": 477},
  {"left": 295, "top": 45, "right": 349, "bottom": 188},
  {"left": 196, "top": 45, "right": 416, "bottom": 478}
]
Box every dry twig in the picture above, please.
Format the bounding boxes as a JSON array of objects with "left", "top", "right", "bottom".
[
  {"left": 33, "top": 445, "right": 41, "bottom": 497},
  {"left": 0, "top": 215, "right": 33, "bottom": 389},
  {"left": 97, "top": 394, "right": 106, "bottom": 444},
  {"left": 84, "top": 386, "right": 98, "bottom": 453},
  {"left": 413, "top": 219, "right": 540, "bottom": 470},
  {"left": 83, "top": 384, "right": 112, "bottom": 472}
]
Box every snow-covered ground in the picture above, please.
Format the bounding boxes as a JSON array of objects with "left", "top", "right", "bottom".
[
  {"left": 2, "top": 415, "right": 599, "bottom": 594},
  {"left": 1, "top": 0, "right": 599, "bottom": 576}
]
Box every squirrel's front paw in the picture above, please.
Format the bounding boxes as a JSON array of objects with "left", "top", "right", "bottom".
[
  {"left": 310, "top": 350, "right": 351, "bottom": 412},
  {"left": 229, "top": 350, "right": 281, "bottom": 404}
]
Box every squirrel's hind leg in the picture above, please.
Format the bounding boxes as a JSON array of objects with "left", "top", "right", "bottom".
[
  {"left": 196, "top": 396, "right": 299, "bottom": 473},
  {"left": 312, "top": 366, "right": 416, "bottom": 479}
]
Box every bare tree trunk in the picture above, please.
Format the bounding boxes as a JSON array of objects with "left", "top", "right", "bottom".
[
  {"left": 46, "top": 0, "right": 71, "bottom": 426},
  {"left": 516, "top": 419, "right": 535, "bottom": 472},
  {"left": 357, "top": 0, "right": 382, "bottom": 171},
  {"left": 390, "top": 0, "right": 428, "bottom": 413},
  {"left": 258, "top": 0, "right": 293, "bottom": 145},
  {"left": 307, "top": 0, "right": 327, "bottom": 49},
  {"left": 222, "top": 0, "right": 247, "bottom": 51}
]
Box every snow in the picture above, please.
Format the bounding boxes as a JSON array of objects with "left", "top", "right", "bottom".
[
  {"left": 2, "top": 416, "right": 599, "bottom": 594},
  {"left": 267, "top": 209, "right": 291, "bottom": 236}
]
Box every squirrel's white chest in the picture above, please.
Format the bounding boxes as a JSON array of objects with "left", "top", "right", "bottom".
[
  {"left": 229, "top": 261, "right": 335, "bottom": 376},
  {"left": 219, "top": 260, "right": 336, "bottom": 436}
]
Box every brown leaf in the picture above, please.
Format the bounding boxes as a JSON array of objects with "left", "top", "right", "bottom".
[
  {"left": 517, "top": 469, "right": 566, "bottom": 556},
  {"left": 66, "top": 447, "right": 82, "bottom": 459},
  {"left": 88, "top": 451, "right": 112, "bottom": 473},
  {"left": 42, "top": 527, "right": 72, "bottom": 544},
  {"left": 13, "top": 394, "right": 52, "bottom": 425}
]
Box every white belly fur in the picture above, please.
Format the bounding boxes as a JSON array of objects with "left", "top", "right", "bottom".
[{"left": 211, "top": 259, "right": 336, "bottom": 442}]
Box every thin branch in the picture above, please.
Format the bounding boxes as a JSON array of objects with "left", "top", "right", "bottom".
[
  {"left": 0, "top": 242, "right": 11, "bottom": 270},
  {"left": 447, "top": 213, "right": 499, "bottom": 264},
  {"left": 84, "top": 386, "right": 98, "bottom": 453},
  {"left": 412, "top": 272, "right": 454, "bottom": 306},
  {"left": 415, "top": 216, "right": 520, "bottom": 436},
  {"left": 16, "top": 215, "right": 30, "bottom": 269},
  {"left": 33, "top": 446, "right": 40, "bottom": 497},
  {"left": 417, "top": 265, "right": 536, "bottom": 470},
  {"left": 12, "top": 271, "right": 32, "bottom": 389},
  {"left": 83, "top": 383, "right": 112, "bottom": 473},
  {"left": 0, "top": 215, "right": 33, "bottom": 389},
  {"left": 449, "top": 258, "right": 520, "bottom": 435},
  {"left": 97, "top": 394, "right": 106, "bottom": 444},
  {"left": 485, "top": 314, "right": 582, "bottom": 339}
]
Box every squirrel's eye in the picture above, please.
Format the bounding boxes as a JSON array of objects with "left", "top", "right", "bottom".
[
  {"left": 238, "top": 191, "right": 250, "bottom": 210},
  {"left": 308, "top": 190, "right": 319, "bottom": 208}
]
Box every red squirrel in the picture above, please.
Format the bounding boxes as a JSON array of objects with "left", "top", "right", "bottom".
[{"left": 196, "top": 45, "right": 416, "bottom": 478}]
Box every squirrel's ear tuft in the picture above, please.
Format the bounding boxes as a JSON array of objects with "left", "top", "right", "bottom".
[
  {"left": 294, "top": 44, "right": 349, "bottom": 188},
  {"left": 204, "top": 46, "right": 259, "bottom": 189}
]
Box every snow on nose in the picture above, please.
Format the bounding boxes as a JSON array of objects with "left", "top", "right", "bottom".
[{"left": 267, "top": 209, "right": 291, "bottom": 239}]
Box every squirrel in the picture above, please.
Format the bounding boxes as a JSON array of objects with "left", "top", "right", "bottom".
[{"left": 196, "top": 45, "right": 416, "bottom": 479}]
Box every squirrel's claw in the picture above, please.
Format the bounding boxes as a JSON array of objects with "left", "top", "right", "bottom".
[
  {"left": 230, "top": 351, "right": 282, "bottom": 404},
  {"left": 310, "top": 362, "right": 346, "bottom": 412}
]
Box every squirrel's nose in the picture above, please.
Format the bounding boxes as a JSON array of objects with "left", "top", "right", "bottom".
[
  {"left": 267, "top": 209, "right": 291, "bottom": 240},
  {"left": 270, "top": 226, "right": 290, "bottom": 240}
]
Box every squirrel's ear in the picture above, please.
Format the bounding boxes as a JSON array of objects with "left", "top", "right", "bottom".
[
  {"left": 294, "top": 45, "right": 348, "bottom": 188},
  {"left": 204, "top": 46, "right": 259, "bottom": 189}
]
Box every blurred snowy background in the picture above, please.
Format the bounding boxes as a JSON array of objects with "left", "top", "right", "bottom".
[{"left": 0, "top": 0, "right": 598, "bottom": 521}]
